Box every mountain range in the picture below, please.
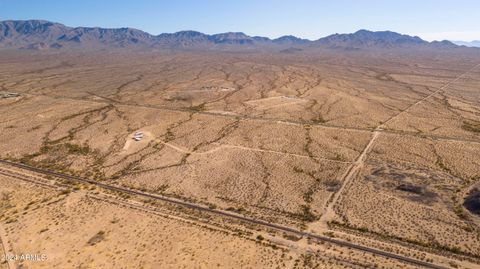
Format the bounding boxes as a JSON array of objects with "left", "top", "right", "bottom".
[{"left": 0, "top": 20, "right": 460, "bottom": 51}]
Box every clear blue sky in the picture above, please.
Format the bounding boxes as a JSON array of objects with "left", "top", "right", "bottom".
[{"left": 1, "top": 0, "right": 479, "bottom": 41}]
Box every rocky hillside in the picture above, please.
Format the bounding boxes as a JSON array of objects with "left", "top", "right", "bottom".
[{"left": 0, "top": 20, "right": 458, "bottom": 51}]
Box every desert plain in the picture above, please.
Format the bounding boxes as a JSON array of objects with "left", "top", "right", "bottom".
[{"left": 0, "top": 46, "right": 480, "bottom": 269}]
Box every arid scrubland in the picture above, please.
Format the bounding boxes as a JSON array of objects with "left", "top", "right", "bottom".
[{"left": 1, "top": 48, "right": 480, "bottom": 268}]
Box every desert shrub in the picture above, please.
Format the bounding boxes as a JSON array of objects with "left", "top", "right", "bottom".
[
  {"left": 296, "top": 205, "right": 318, "bottom": 222},
  {"left": 87, "top": 231, "right": 106, "bottom": 246},
  {"left": 324, "top": 179, "right": 341, "bottom": 192},
  {"left": 190, "top": 103, "right": 205, "bottom": 111},
  {"left": 64, "top": 143, "right": 91, "bottom": 155},
  {"left": 462, "top": 120, "right": 480, "bottom": 133}
]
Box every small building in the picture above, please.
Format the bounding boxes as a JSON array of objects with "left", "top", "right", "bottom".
[
  {"left": 133, "top": 132, "right": 144, "bottom": 141},
  {"left": 0, "top": 91, "right": 20, "bottom": 99}
]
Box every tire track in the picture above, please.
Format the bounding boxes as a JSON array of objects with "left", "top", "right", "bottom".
[
  {"left": 318, "top": 62, "right": 480, "bottom": 228},
  {"left": 379, "top": 63, "right": 480, "bottom": 129},
  {"left": 18, "top": 90, "right": 480, "bottom": 145},
  {"left": 156, "top": 140, "right": 352, "bottom": 164}
]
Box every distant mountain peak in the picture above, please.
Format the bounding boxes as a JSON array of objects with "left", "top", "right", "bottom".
[
  {"left": 315, "top": 29, "right": 429, "bottom": 48},
  {"left": 170, "top": 30, "right": 206, "bottom": 36},
  {"left": 273, "top": 35, "right": 309, "bottom": 44},
  {"left": 209, "top": 32, "right": 254, "bottom": 45}
]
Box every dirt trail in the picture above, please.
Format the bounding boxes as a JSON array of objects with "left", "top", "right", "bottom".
[
  {"left": 379, "top": 63, "right": 480, "bottom": 129},
  {"left": 156, "top": 140, "right": 352, "bottom": 163},
  {"left": 18, "top": 91, "right": 480, "bottom": 145},
  {"left": 317, "top": 131, "right": 379, "bottom": 226},
  {"left": 314, "top": 62, "right": 480, "bottom": 230}
]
